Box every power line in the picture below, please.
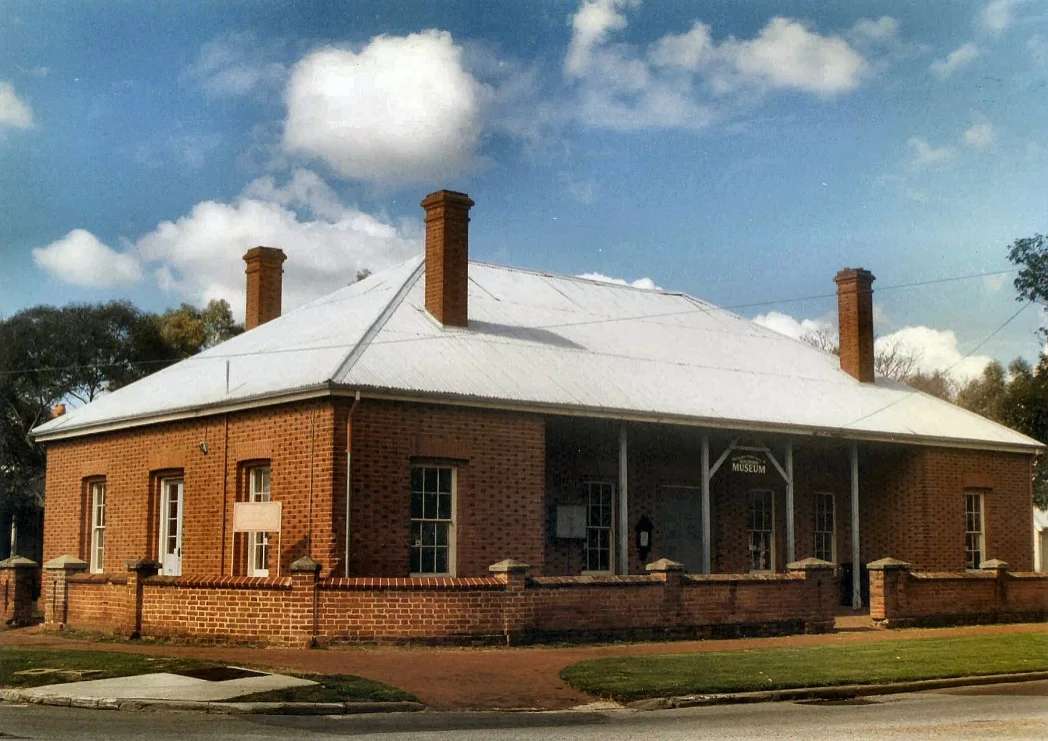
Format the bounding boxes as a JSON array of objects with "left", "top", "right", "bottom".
[
  {"left": 0, "top": 267, "right": 1027, "bottom": 379},
  {"left": 841, "top": 300, "right": 1033, "bottom": 430}
]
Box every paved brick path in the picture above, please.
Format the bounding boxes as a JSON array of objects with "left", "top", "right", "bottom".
[{"left": 2, "top": 621, "right": 1044, "bottom": 710}]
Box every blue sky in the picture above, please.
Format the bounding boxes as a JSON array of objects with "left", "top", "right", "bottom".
[{"left": 1, "top": 0, "right": 1046, "bottom": 381}]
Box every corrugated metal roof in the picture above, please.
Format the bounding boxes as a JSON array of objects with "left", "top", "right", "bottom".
[{"left": 32, "top": 257, "right": 1042, "bottom": 451}]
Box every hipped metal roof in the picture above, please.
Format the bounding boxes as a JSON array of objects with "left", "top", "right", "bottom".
[{"left": 32, "top": 256, "right": 1043, "bottom": 452}]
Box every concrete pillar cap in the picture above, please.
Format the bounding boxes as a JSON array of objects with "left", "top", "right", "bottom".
[
  {"left": 290, "top": 555, "right": 322, "bottom": 573},
  {"left": 43, "top": 554, "right": 89, "bottom": 570},
  {"left": 867, "top": 557, "right": 911, "bottom": 571},
  {"left": 488, "top": 559, "right": 531, "bottom": 574},
  {"left": 979, "top": 559, "right": 1010, "bottom": 570},
  {"left": 786, "top": 557, "right": 835, "bottom": 571},
  {"left": 645, "top": 558, "right": 685, "bottom": 573},
  {"left": 125, "top": 558, "right": 161, "bottom": 572},
  {"left": 0, "top": 556, "right": 39, "bottom": 569}
]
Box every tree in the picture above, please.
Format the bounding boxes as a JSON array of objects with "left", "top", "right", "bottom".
[
  {"left": 355, "top": 268, "right": 372, "bottom": 283},
  {"left": 1008, "top": 233, "right": 1048, "bottom": 327},
  {"left": 0, "top": 302, "right": 179, "bottom": 529},
  {"left": 800, "top": 332, "right": 941, "bottom": 395},
  {"left": 158, "top": 299, "right": 243, "bottom": 359}
]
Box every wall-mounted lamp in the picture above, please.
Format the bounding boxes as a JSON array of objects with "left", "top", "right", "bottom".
[{"left": 199, "top": 441, "right": 209, "bottom": 455}]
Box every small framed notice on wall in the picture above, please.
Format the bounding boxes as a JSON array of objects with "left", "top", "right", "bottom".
[{"left": 556, "top": 504, "right": 587, "bottom": 539}]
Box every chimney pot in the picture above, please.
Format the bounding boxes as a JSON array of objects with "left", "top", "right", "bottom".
[
  {"left": 834, "top": 267, "right": 876, "bottom": 383},
  {"left": 52, "top": 403, "right": 66, "bottom": 418},
  {"left": 421, "top": 190, "right": 474, "bottom": 327},
  {"left": 243, "top": 246, "right": 287, "bottom": 330}
]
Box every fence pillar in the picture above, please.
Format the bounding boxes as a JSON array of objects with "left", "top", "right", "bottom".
[
  {"left": 43, "top": 555, "right": 88, "bottom": 627},
  {"left": 980, "top": 559, "right": 1010, "bottom": 617},
  {"left": 867, "top": 557, "right": 911, "bottom": 627},
  {"left": 645, "top": 558, "right": 685, "bottom": 634},
  {"left": 490, "top": 559, "right": 530, "bottom": 646},
  {"left": 1, "top": 556, "right": 40, "bottom": 626},
  {"left": 289, "top": 556, "right": 321, "bottom": 648},
  {"left": 787, "top": 557, "right": 837, "bottom": 633},
  {"left": 125, "top": 558, "right": 160, "bottom": 639}
]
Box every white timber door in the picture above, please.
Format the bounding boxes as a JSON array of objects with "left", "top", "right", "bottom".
[{"left": 158, "top": 478, "right": 184, "bottom": 576}]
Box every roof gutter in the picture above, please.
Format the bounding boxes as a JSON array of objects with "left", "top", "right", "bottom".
[{"left": 31, "top": 383, "right": 1044, "bottom": 455}]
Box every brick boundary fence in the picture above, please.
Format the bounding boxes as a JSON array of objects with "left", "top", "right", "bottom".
[
  {"left": 39, "top": 556, "right": 838, "bottom": 647},
  {"left": 868, "top": 557, "right": 1048, "bottom": 628}
]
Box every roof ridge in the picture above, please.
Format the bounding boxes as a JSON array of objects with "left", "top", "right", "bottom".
[
  {"left": 469, "top": 259, "right": 694, "bottom": 299},
  {"left": 327, "top": 258, "right": 425, "bottom": 383}
]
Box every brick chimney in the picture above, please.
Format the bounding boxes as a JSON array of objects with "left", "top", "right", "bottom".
[
  {"left": 421, "top": 190, "right": 474, "bottom": 327},
  {"left": 834, "top": 268, "right": 876, "bottom": 383},
  {"left": 243, "top": 247, "right": 287, "bottom": 330}
]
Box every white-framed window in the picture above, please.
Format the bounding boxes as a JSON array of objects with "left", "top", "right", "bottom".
[
  {"left": 584, "top": 481, "right": 615, "bottom": 573},
  {"left": 88, "top": 480, "right": 106, "bottom": 573},
  {"left": 747, "top": 489, "right": 774, "bottom": 573},
  {"left": 965, "top": 490, "right": 985, "bottom": 570},
  {"left": 813, "top": 492, "right": 836, "bottom": 563},
  {"left": 248, "top": 466, "right": 271, "bottom": 577},
  {"left": 410, "top": 465, "right": 455, "bottom": 576}
]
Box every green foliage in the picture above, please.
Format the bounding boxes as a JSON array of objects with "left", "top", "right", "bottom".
[
  {"left": 1009, "top": 233, "right": 1048, "bottom": 317},
  {"left": 158, "top": 299, "right": 242, "bottom": 358},
  {"left": 0, "top": 299, "right": 241, "bottom": 518},
  {"left": 956, "top": 357, "right": 1048, "bottom": 508},
  {"left": 0, "top": 302, "right": 178, "bottom": 514}
]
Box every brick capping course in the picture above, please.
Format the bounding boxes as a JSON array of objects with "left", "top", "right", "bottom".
[
  {"left": 319, "top": 576, "right": 503, "bottom": 590},
  {"left": 68, "top": 573, "right": 129, "bottom": 585},
  {"left": 147, "top": 575, "right": 292, "bottom": 589}
]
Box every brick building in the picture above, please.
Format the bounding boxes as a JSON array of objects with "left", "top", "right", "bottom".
[{"left": 28, "top": 190, "right": 1043, "bottom": 644}]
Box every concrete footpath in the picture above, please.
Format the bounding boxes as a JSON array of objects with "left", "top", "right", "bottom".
[{"left": 2, "top": 620, "right": 1045, "bottom": 711}]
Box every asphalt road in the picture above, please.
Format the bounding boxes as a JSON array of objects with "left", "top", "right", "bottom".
[{"left": 0, "top": 682, "right": 1045, "bottom": 740}]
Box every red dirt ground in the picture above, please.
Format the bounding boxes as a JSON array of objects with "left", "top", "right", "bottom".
[{"left": 1, "top": 620, "right": 1044, "bottom": 710}]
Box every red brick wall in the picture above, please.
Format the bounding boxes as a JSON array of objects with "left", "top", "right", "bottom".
[
  {"left": 140, "top": 577, "right": 295, "bottom": 643},
  {"left": 348, "top": 400, "right": 546, "bottom": 577},
  {"left": 870, "top": 566, "right": 1047, "bottom": 627},
  {"left": 318, "top": 577, "right": 507, "bottom": 642},
  {"left": 41, "top": 400, "right": 338, "bottom": 578},
  {"left": 64, "top": 575, "right": 132, "bottom": 634}
]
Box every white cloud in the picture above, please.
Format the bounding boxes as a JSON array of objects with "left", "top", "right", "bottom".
[
  {"left": 930, "top": 42, "right": 980, "bottom": 78},
  {"left": 1029, "top": 34, "right": 1048, "bottom": 69},
  {"left": 283, "top": 30, "right": 487, "bottom": 182},
  {"left": 578, "top": 271, "right": 661, "bottom": 290},
  {"left": 36, "top": 170, "right": 422, "bottom": 317},
  {"left": 980, "top": 0, "right": 1024, "bottom": 36},
  {"left": 562, "top": 2, "right": 874, "bottom": 131},
  {"left": 752, "top": 311, "right": 835, "bottom": 341},
  {"left": 0, "top": 81, "right": 33, "bottom": 128},
  {"left": 907, "top": 136, "right": 955, "bottom": 168},
  {"left": 755, "top": 310, "right": 993, "bottom": 383},
  {"left": 963, "top": 121, "right": 996, "bottom": 149},
  {"left": 849, "top": 16, "right": 900, "bottom": 43},
  {"left": 875, "top": 327, "right": 992, "bottom": 383},
  {"left": 724, "top": 17, "right": 866, "bottom": 95},
  {"left": 32, "top": 229, "right": 142, "bottom": 287},
  {"left": 186, "top": 32, "right": 287, "bottom": 98},
  {"left": 135, "top": 170, "right": 422, "bottom": 317}
]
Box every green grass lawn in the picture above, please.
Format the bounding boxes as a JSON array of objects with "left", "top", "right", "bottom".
[
  {"left": 561, "top": 632, "right": 1048, "bottom": 703},
  {"left": 0, "top": 648, "right": 415, "bottom": 703}
]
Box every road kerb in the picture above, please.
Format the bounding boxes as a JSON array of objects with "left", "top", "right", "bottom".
[
  {"left": 0, "top": 689, "right": 424, "bottom": 715},
  {"left": 626, "top": 671, "right": 1048, "bottom": 710}
]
